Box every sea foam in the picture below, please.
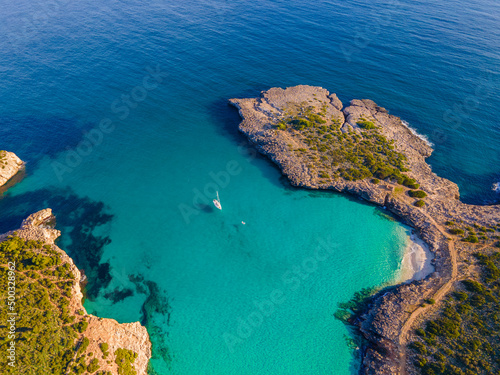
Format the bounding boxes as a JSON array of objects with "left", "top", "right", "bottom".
[{"left": 401, "top": 120, "right": 434, "bottom": 148}]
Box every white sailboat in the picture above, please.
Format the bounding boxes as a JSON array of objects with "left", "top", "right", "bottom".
[{"left": 213, "top": 191, "right": 222, "bottom": 210}]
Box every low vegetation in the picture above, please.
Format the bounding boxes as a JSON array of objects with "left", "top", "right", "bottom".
[
  {"left": 0, "top": 235, "right": 84, "bottom": 374},
  {"left": 275, "top": 103, "right": 418, "bottom": 186},
  {"left": 409, "top": 249, "right": 500, "bottom": 375},
  {"left": 415, "top": 200, "right": 426, "bottom": 208},
  {"left": 443, "top": 221, "right": 499, "bottom": 244},
  {"left": 0, "top": 235, "right": 138, "bottom": 374},
  {"left": 409, "top": 190, "right": 427, "bottom": 198},
  {"left": 100, "top": 342, "right": 110, "bottom": 359},
  {"left": 115, "top": 348, "right": 139, "bottom": 375}
]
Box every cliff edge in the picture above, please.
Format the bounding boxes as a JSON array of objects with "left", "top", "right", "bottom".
[{"left": 0, "top": 150, "right": 24, "bottom": 188}]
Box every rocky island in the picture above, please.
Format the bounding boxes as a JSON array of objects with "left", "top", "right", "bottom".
[
  {"left": 0, "top": 153, "right": 151, "bottom": 374},
  {"left": 230, "top": 85, "right": 500, "bottom": 375}
]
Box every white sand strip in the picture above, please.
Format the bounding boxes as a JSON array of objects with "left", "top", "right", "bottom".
[{"left": 398, "top": 231, "right": 434, "bottom": 283}]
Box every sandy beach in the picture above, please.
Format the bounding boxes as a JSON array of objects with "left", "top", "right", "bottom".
[{"left": 398, "top": 231, "right": 434, "bottom": 283}]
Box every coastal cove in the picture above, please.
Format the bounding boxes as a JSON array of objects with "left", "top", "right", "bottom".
[
  {"left": 0, "top": 0, "right": 499, "bottom": 373},
  {"left": 0, "top": 148, "right": 426, "bottom": 375},
  {"left": 0, "top": 142, "right": 436, "bottom": 375}
]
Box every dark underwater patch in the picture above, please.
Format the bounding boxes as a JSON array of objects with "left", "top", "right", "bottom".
[
  {"left": 0, "top": 187, "right": 113, "bottom": 299},
  {"left": 0, "top": 116, "right": 95, "bottom": 171},
  {"left": 104, "top": 287, "right": 135, "bottom": 303},
  {"left": 129, "top": 274, "right": 172, "bottom": 367}
]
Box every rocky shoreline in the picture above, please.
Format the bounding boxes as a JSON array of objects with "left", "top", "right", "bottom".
[
  {"left": 229, "top": 85, "right": 500, "bottom": 374},
  {"left": 0, "top": 150, "right": 24, "bottom": 190},
  {"left": 0, "top": 152, "right": 152, "bottom": 374}
]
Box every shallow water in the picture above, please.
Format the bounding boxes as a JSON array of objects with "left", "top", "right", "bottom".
[{"left": 0, "top": 0, "right": 498, "bottom": 373}]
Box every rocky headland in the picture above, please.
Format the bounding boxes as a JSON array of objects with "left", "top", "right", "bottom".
[
  {"left": 0, "top": 150, "right": 24, "bottom": 190},
  {"left": 0, "top": 208, "right": 151, "bottom": 374},
  {"left": 230, "top": 85, "right": 500, "bottom": 374}
]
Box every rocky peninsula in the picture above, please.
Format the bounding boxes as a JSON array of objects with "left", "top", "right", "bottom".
[
  {"left": 230, "top": 85, "right": 500, "bottom": 374},
  {"left": 0, "top": 158, "right": 152, "bottom": 374},
  {"left": 0, "top": 150, "right": 24, "bottom": 190}
]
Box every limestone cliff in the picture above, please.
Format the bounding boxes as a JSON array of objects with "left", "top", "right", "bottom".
[{"left": 0, "top": 150, "right": 24, "bottom": 188}]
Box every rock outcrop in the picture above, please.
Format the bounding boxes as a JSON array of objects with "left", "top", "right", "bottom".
[
  {"left": 0, "top": 150, "right": 24, "bottom": 188},
  {"left": 0, "top": 209, "right": 152, "bottom": 375},
  {"left": 230, "top": 85, "right": 500, "bottom": 374}
]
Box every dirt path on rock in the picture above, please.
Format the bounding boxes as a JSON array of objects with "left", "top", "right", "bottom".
[{"left": 398, "top": 216, "right": 458, "bottom": 375}]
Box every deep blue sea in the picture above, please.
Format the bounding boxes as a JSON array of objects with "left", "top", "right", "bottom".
[{"left": 0, "top": 0, "right": 499, "bottom": 374}]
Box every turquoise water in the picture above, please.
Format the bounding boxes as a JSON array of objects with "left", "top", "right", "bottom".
[{"left": 0, "top": 0, "right": 499, "bottom": 374}]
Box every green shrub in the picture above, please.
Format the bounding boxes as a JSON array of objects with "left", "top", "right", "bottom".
[
  {"left": 449, "top": 228, "right": 465, "bottom": 235},
  {"left": 469, "top": 294, "right": 486, "bottom": 307},
  {"left": 410, "top": 341, "right": 427, "bottom": 355},
  {"left": 415, "top": 357, "right": 427, "bottom": 368},
  {"left": 461, "top": 280, "right": 485, "bottom": 294},
  {"left": 473, "top": 253, "right": 500, "bottom": 282},
  {"left": 77, "top": 337, "right": 90, "bottom": 356},
  {"left": 426, "top": 317, "right": 460, "bottom": 338},
  {"left": 415, "top": 328, "right": 426, "bottom": 337},
  {"left": 453, "top": 292, "right": 468, "bottom": 301},
  {"left": 115, "top": 348, "right": 138, "bottom": 375},
  {"left": 415, "top": 200, "right": 426, "bottom": 208},
  {"left": 401, "top": 176, "right": 418, "bottom": 188},
  {"left": 409, "top": 190, "right": 427, "bottom": 198},
  {"left": 87, "top": 358, "right": 100, "bottom": 373},
  {"left": 463, "top": 235, "right": 479, "bottom": 243},
  {"left": 100, "top": 342, "right": 109, "bottom": 358},
  {"left": 371, "top": 178, "right": 380, "bottom": 184},
  {"left": 413, "top": 247, "right": 500, "bottom": 373},
  {"left": 100, "top": 343, "right": 109, "bottom": 353},
  {"left": 424, "top": 362, "right": 445, "bottom": 374},
  {"left": 75, "top": 320, "right": 89, "bottom": 333},
  {"left": 357, "top": 119, "right": 376, "bottom": 129}
]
